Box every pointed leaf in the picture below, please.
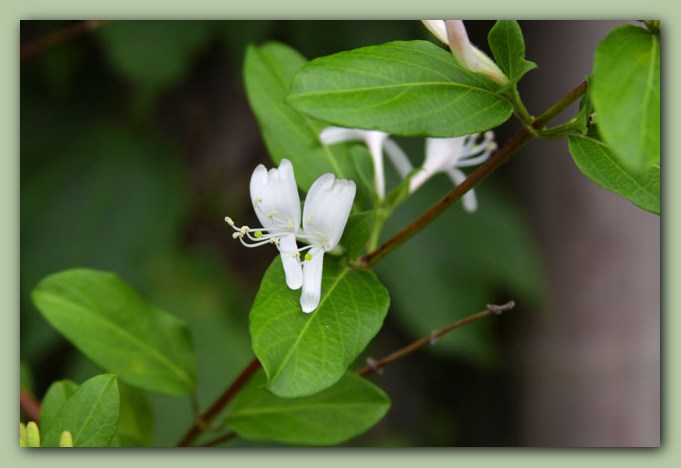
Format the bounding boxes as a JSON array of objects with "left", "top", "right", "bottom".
[
  {"left": 592, "top": 24, "right": 660, "bottom": 171},
  {"left": 32, "top": 268, "right": 196, "bottom": 395},
  {"left": 42, "top": 374, "right": 120, "bottom": 447},
  {"left": 250, "top": 258, "right": 389, "bottom": 398},
  {"left": 288, "top": 40, "right": 513, "bottom": 137},
  {"left": 226, "top": 370, "right": 390, "bottom": 445},
  {"left": 244, "top": 42, "right": 360, "bottom": 191},
  {"left": 568, "top": 134, "right": 660, "bottom": 214},
  {"left": 488, "top": 20, "right": 537, "bottom": 85}
]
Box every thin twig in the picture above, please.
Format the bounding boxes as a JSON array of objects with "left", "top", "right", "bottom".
[
  {"left": 200, "top": 431, "right": 237, "bottom": 447},
  {"left": 356, "top": 301, "right": 515, "bottom": 377},
  {"left": 356, "top": 81, "right": 589, "bottom": 269},
  {"left": 177, "top": 357, "right": 261, "bottom": 447},
  {"left": 20, "top": 386, "right": 41, "bottom": 422},
  {"left": 21, "top": 20, "right": 109, "bottom": 61}
]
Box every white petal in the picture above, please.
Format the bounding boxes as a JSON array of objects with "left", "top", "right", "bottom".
[
  {"left": 319, "top": 127, "right": 365, "bottom": 145},
  {"left": 421, "top": 20, "right": 449, "bottom": 45},
  {"left": 249, "top": 158, "right": 301, "bottom": 232},
  {"left": 444, "top": 20, "right": 508, "bottom": 85},
  {"left": 445, "top": 167, "right": 478, "bottom": 212},
  {"left": 383, "top": 139, "right": 413, "bottom": 179},
  {"left": 303, "top": 173, "right": 356, "bottom": 250},
  {"left": 278, "top": 234, "right": 303, "bottom": 290},
  {"left": 424, "top": 137, "right": 467, "bottom": 173},
  {"left": 365, "top": 131, "right": 388, "bottom": 199},
  {"left": 300, "top": 247, "right": 325, "bottom": 313}
]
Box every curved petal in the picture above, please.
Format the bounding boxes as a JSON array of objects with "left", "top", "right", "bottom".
[
  {"left": 278, "top": 234, "right": 303, "bottom": 290},
  {"left": 445, "top": 167, "right": 478, "bottom": 213},
  {"left": 300, "top": 247, "right": 325, "bottom": 313},
  {"left": 444, "top": 20, "right": 508, "bottom": 85},
  {"left": 319, "top": 127, "right": 365, "bottom": 145},
  {"left": 421, "top": 20, "right": 449, "bottom": 45},
  {"left": 249, "top": 158, "right": 301, "bottom": 232},
  {"left": 303, "top": 173, "right": 356, "bottom": 250},
  {"left": 365, "top": 131, "right": 388, "bottom": 199}
]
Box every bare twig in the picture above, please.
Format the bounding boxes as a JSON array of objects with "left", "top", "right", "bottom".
[
  {"left": 21, "top": 20, "right": 109, "bottom": 61},
  {"left": 357, "top": 301, "right": 515, "bottom": 377},
  {"left": 20, "top": 386, "right": 41, "bottom": 422}
]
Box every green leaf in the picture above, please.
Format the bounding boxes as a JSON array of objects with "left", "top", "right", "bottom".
[
  {"left": 40, "top": 380, "right": 80, "bottom": 433},
  {"left": 226, "top": 370, "right": 390, "bottom": 446},
  {"left": 244, "top": 42, "right": 360, "bottom": 191},
  {"left": 487, "top": 20, "right": 537, "bottom": 85},
  {"left": 42, "top": 374, "right": 120, "bottom": 447},
  {"left": 340, "top": 211, "right": 375, "bottom": 258},
  {"left": 568, "top": 134, "right": 660, "bottom": 214},
  {"left": 32, "top": 268, "right": 196, "bottom": 395},
  {"left": 592, "top": 25, "right": 660, "bottom": 171},
  {"left": 250, "top": 258, "right": 390, "bottom": 398},
  {"left": 288, "top": 40, "right": 512, "bottom": 138},
  {"left": 113, "top": 383, "right": 154, "bottom": 447}
]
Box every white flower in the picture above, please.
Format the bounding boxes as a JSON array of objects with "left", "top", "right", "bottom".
[
  {"left": 409, "top": 132, "right": 497, "bottom": 213},
  {"left": 225, "top": 158, "right": 303, "bottom": 290},
  {"left": 297, "top": 173, "right": 356, "bottom": 313},
  {"left": 422, "top": 20, "right": 508, "bottom": 85},
  {"left": 320, "top": 127, "right": 413, "bottom": 200}
]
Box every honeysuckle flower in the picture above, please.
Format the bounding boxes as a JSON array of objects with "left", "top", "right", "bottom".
[
  {"left": 225, "top": 158, "right": 303, "bottom": 290},
  {"left": 320, "top": 127, "right": 413, "bottom": 200},
  {"left": 421, "top": 20, "right": 508, "bottom": 85},
  {"left": 409, "top": 131, "right": 497, "bottom": 213},
  {"left": 298, "top": 173, "right": 356, "bottom": 313}
]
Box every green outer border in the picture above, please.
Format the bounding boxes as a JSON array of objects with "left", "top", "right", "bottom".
[{"left": 8, "top": 3, "right": 676, "bottom": 467}]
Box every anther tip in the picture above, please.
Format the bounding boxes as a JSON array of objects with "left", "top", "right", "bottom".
[
  {"left": 225, "top": 216, "right": 234, "bottom": 226},
  {"left": 484, "top": 130, "right": 494, "bottom": 140}
]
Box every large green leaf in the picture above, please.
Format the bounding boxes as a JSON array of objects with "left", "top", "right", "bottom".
[
  {"left": 487, "top": 20, "right": 537, "bottom": 84},
  {"left": 592, "top": 24, "right": 660, "bottom": 171},
  {"left": 41, "top": 374, "right": 120, "bottom": 447},
  {"left": 250, "top": 258, "right": 390, "bottom": 398},
  {"left": 288, "top": 40, "right": 512, "bottom": 137},
  {"left": 244, "top": 42, "right": 360, "bottom": 192},
  {"left": 568, "top": 134, "right": 660, "bottom": 214},
  {"left": 225, "top": 370, "right": 390, "bottom": 445},
  {"left": 32, "top": 269, "right": 196, "bottom": 395}
]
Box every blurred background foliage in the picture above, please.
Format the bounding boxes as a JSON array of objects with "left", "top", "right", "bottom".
[{"left": 21, "top": 20, "right": 546, "bottom": 446}]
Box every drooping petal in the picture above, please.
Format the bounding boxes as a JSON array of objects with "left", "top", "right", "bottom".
[
  {"left": 445, "top": 167, "right": 478, "bottom": 213},
  {"left": 409, "top": 137, "right": 466, "bottom": 192},
  {"left": 300, "top": 247, "right": 325, "bottom": 313},
  {"left": 249, "top": 158, "right": 301, "bottom": 232},
  {"left": 303, "top": 173, "right": 356, "bottom": 250},
  {"left": 278, "top": 233, "right": 303, "bottom": 290},
  {"left": 320, "top": 127, "right": 389, "bottom": 200},
  {"left": 421, "top": 20, "right": 449, "bottom": 45},
  {"left": 364, "top": 131, "right": 388, "bottom": 199}
]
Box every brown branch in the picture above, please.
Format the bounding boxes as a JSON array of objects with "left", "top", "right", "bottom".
[
  {"left": 357, "top": 301, "right": 515, "bottom": 377},
  {"left": 177, "top": 357, "right": 261, "bottom": 447},
  {"left": 20, "top": 386, "right": 41, "bottom": 422},
  {"left": 356, "top": 80, "right": 589, "bottom": 269},
  {"left": 21, "top": 20, "right": 109, "bottom": 61}
]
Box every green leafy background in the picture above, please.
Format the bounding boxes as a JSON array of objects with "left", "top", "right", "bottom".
[{"left": 20, "top": 20, "right": 653, "bottom": 447}]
